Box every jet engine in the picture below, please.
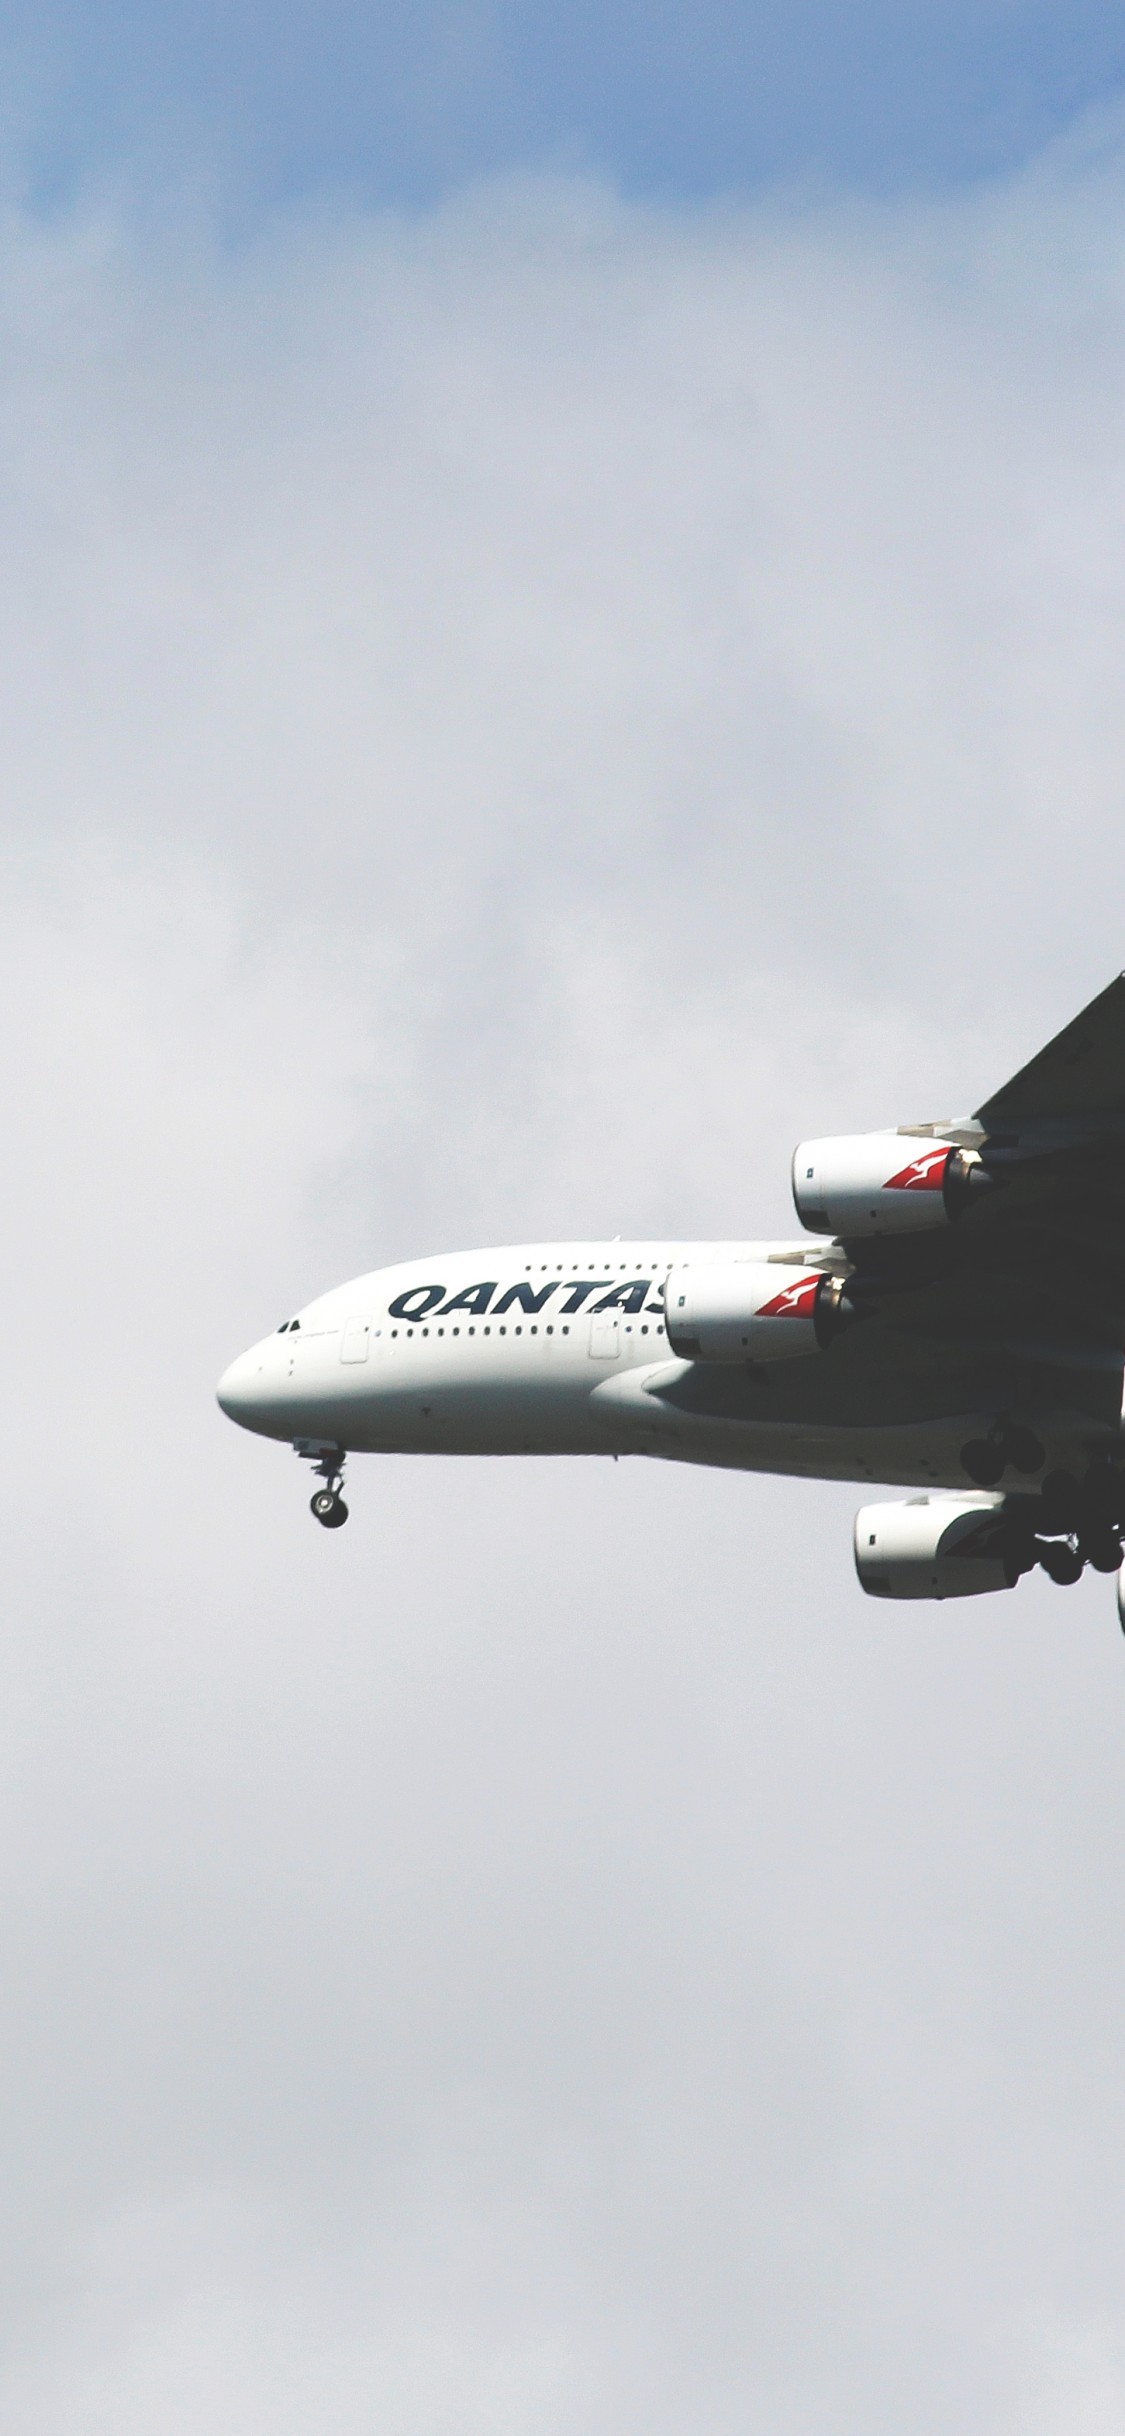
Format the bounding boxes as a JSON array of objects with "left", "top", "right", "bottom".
[
  {"left": 665, "top": 1263, "right": 857, "bottom": 1363},
  {"left": 792, "top": 1134, "right": 992, "bottom": 1237},
  {"left": 854, "top": 1494, "right": 1019, "bottom": 1600}
]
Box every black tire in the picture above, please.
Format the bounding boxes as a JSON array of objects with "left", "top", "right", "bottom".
[
  {"left": 1038, "top": 1539, "right": 1083, "bottom": 1586},
  {"left": 311, "top": 1490, "right": 349, "bottom": 1527},
  {"left": 961, "top": 1439, "right": 1004, "bottom": 1488},
  {"left": 1006, "top": 1426, "right": 1045, "bottom": 1476},
  {"left": 1082, "top": 1532, "right": 1122, "bottom": 1576}
]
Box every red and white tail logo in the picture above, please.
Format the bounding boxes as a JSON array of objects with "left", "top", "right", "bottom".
[
  {"left": 883, "top": 1147, "right": 952, "bottom": 1193},
  {"left": 757, "top": 1275, "right": 821, "bottom": 1319}
]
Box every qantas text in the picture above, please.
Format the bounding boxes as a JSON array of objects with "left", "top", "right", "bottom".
[{"left": 387, "top": 1279, "right": 666, "bottom": 1322}]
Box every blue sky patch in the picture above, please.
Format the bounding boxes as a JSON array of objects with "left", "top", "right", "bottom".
[{"left": 5, "top": 0, "right": 1125, "bottom": 225}]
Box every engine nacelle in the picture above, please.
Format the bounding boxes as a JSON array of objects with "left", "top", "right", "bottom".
[
  {"left": 792, "top": 1133, "right": 991, "bottom": 1237},
  {"left": 854, "top": 1494, "right": 1018, "bottom": 1600},
  {"left": 665, "top": 1262, "right": 857, "bottom": 1363}
]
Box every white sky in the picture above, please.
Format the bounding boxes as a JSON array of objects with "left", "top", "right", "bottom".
[{"left": 3, "top": 122, "right": 1125, "bottom": 2431}]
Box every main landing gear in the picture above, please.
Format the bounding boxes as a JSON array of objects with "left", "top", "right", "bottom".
[
  {"left": 294, "top": 1440, "right": 349, "bottom": 1529},
  {"left": 1004, "top": 1460, "right": 1125, "bottom": 1604},
  {"left": 960, "top": 1423, "right": 1045, "bottom": 1487}
]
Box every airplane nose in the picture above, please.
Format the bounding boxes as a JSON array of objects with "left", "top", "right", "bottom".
[{"left": 216, "top": 1346, "right": 268, "bottom": 1427}]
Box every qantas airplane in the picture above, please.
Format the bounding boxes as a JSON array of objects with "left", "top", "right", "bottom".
[{"left": 218, "top": 974, "right": 1125, "bottom": 1619}]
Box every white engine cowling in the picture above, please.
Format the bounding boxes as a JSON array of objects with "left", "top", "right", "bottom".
[
  {"left": 854, "top": 1494, "right": 1017, "bottom": 1600},
  {"left": 665, "top": 1262, "right": 856, "bottom": 1363},
  {"left": 792, "top": 1133, "right": 991, "bottom": 1237}
]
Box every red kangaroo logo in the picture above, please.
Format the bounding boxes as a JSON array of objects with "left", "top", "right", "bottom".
[
  {"left": 757, "top": 1275, "right": 821, "bottom": 1319},
  {"left": 884, "top": 1147, "right": 952, "bottom": 1193}
]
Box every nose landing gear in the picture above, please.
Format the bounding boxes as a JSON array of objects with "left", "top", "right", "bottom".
[{"left": 294, "top": 1440, "right": 349, "bottom": 1529}]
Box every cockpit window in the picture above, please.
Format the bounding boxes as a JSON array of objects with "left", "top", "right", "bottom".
[{"left": 277, "top": 1318, "right": 302, "bottom": 1333}]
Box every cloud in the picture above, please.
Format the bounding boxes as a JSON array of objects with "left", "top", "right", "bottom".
[{"left": 2, "top": 131, "right": 1125, "bottom": 2430}]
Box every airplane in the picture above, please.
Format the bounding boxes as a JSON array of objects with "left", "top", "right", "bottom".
[{"left": 217, "top": 974, "right": 1125, "bottom": 1622}]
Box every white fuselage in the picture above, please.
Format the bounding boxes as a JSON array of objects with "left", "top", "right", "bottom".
[
  {"left": 216, "top": 1239, "right": 1106, "bottom": 1493},
  {"left": 219, "top": 1241, "right": 702, "bottom": 1458}
]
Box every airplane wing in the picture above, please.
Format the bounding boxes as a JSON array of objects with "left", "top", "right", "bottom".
[
  {"left": 975, "top": 972, "right": 1125, "bottom": 1127},
  {"left": 826, "top": 975, "right": 1125, "bottom": 1432}
]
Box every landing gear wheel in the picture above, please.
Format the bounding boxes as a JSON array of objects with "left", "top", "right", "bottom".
[
  {"left": 1038, "top": 1539, "right": 1083, "bottom": 1586},
  {"left": 1082, "top": 1531, "right": 1122, "bottom": 1576},
  {"left": 311, "top": 1489, "right": 349, "bottom": 1528},
  {"left": 961, "top": 1439, "right": 1005, "bottom": 1488}
]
